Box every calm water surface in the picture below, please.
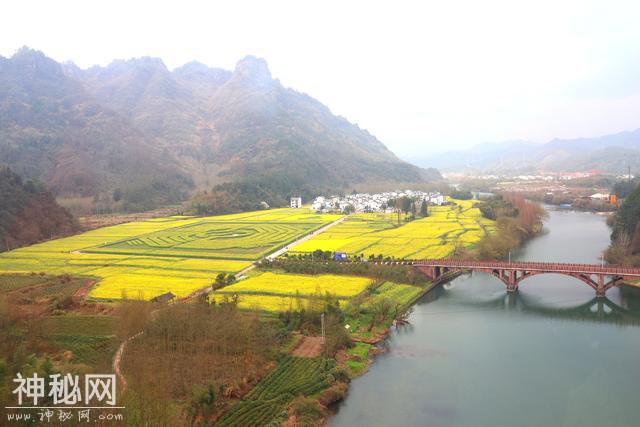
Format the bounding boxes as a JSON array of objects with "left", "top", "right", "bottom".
[{"left": 331, "top": 208, "right": 640, "bottom": 427}]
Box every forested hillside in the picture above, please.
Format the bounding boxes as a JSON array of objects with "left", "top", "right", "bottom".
[
  {"left": 0, "top": 48, "right": 194, "bottom": 212},
  {"left": 0, "top": 167, "right": 78, "bottom": 251},
  {"left": 0, "top": 48, "right": 441, "bottom": 213},
  {"left": 606, "top": 182, "right": 640, "bottom": 266}
]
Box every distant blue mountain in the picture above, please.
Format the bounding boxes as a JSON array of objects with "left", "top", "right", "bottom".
[{"left": 415, "top": 130, "right": 640, "bottom": 174}]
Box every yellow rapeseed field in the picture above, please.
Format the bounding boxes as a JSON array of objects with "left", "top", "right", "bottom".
[
  {"left": 294, "top": 199, "right": 495, "bottom": 259},
  {"left": 0, "top": 209, "right": 341, "bottom": 300},
  {"left": 210, "top": 272, "right": 372, "bottom": 312}
]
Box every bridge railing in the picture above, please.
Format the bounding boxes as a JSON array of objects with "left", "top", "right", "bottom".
[{"left": 412, "top": 259, "right": 640, "bottom": 276}]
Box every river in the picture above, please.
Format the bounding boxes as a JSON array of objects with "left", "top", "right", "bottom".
[{"left": 331, "top": 208, "right": 640, "bottom": 427}]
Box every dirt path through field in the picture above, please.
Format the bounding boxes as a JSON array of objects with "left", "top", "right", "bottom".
[
  {"left": 292, "top": 336, "right": 324, "bottom": 357},
  {"left": 178, "top": 216, "right": 346, "bottom": 302},
  {"left": 72, "top": 279, "right": 97, "bottom": 302},
  {"left": 112, "top": 331, "right": 142, "bottom": 392},
  {"left": 266, "top": 216, "right": 346, "bottom": 261}
]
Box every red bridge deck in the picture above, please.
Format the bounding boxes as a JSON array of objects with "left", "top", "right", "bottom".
[
  {"left": 413, "top": 260, "right": 640, "bottom": 297},
  {"left": 413, "top": 260, "right": 640, "bottom": 277}
]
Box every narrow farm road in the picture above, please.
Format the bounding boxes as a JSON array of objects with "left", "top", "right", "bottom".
[
  {"left": 112, "top": 331, "right": 142, "bottom": 392},
  {"left": 265, "top": 216, "right": 346, "bottom": 261},
  {"left": 179, "top": 215, "right": 346, "bottom": 302},
  {"left": 292, "top": 336, "right": 324, "bottom": 357},
  {"left": 112, "top": 214, "right": 346, "bottom": 388}
]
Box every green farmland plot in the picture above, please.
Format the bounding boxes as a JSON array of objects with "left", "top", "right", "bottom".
[{"left": 216, "top": 356, "right": 334, "bottom": 427}]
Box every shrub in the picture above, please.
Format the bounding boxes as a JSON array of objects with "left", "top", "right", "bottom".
[
  {"left": 329, "top": 366, "right": 351, "bottom": 384},
  {"left": 291, "top": 396, "right": 325, "bottom": 426},
  {"left": 318, "top": 382, "right": 348, "bottom": 406}
]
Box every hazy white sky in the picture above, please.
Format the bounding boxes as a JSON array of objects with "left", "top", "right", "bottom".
[{"left": 2, "top": 0, "right": 640, "bottom": 158}]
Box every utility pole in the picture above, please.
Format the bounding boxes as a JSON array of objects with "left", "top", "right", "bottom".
[
  {"left": 320, "top": 312, "right": 325, "bottom": 344},
  {"left": 508, "top": 251, "right": 511, "bottom": 264}
]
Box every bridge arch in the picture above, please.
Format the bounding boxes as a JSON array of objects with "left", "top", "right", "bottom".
[{"left": 413, "top": 260, "right": 634, "bottom": 297}]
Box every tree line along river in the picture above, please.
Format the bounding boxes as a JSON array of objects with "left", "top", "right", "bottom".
[{"left": 331, "top": 207, "right": 640, "bottom": 427}]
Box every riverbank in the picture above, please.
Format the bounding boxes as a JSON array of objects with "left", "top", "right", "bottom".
[
  {"left": 338, "top": 278, "right": 441, "bottom": 379},
  {"left": 465, "top": 194, "right": 546, "bottom": 261},
  {"left": 330, "top": 207, "right": 640, "bottom": 427},
  {"left": 621, "top": 279, "right": 640, "bottom": 289}
]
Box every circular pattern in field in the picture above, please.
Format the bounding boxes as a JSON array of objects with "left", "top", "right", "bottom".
[{"left": 85, "top": 221, "right": 320, "bottom": 260}]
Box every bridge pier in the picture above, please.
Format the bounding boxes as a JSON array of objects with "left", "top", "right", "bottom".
[
  {"left": 505, "top": 270, "right": 519, "bottom": 293},
  {"left": 596, "top": 274, "right": 606, "bottom": 298}
]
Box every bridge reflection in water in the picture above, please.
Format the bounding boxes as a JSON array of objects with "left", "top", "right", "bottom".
[{"left": 415, "top": 273, "right": 640, "bottom": 327}]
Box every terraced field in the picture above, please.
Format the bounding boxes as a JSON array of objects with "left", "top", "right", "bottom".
[
  {"left": 294, "top": 199, "right": 495, "bottom": 259},
  {"left": 216, "top": 356, "right": 334, "bottom": 426},
  {"left": 210, "top": 272, "right": 372, "bottom": 313},
  {"left": 0, "top": 209, "right": 342, "bottom": 300}
]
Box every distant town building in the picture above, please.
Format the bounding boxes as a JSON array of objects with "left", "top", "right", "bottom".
[
  {"left": 310, "top": 190, "right": 446, "bottom": 214},
  {"left": 290, "top": 197, "right": 303, "bottom": 208}
]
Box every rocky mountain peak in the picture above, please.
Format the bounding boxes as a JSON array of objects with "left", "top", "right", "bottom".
[
  {"left": 230, "top": 55, "right": 273, "bottom": 87},
  {"left": 8, "top": 47, "right": 64, "bottom": 78},
  {"left": 172, "top": 61, "right": 231, "bottom": 86}
]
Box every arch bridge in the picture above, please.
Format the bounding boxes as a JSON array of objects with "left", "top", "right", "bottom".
[{"left": 413, "top": 260, "right": 640, "bottom": 297}]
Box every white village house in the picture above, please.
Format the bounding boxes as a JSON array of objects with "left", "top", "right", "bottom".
[
  {"left": 311, "top": 190, "right": 446, "bottom": 214},
  {"left": 290, "top": 197, "right": 303, "bottom": 208}
]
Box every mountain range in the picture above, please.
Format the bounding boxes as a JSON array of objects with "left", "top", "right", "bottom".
[
  {"left": 415, "top": 130, "right": 640, "bottom": 174},
  {"left": 0, "top": 47, "right": 440, "bottom": 212}
]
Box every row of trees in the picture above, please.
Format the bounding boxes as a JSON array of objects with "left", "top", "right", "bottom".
[
  {"left": 474, "top": 194, "right": 545, "bottom": 260},
  {"left": 450, "top": 189, "right": 473, "bottom": 200},
  {"left": 190, "top": 173, "right": 322, "bottom": 216},
  {"left": 120, "top": 299, "right": 283, "bottom": 425},
  {"left": 606, "top": 182, "right": 640, "bottom": 266},
  {"left": 286, "top": 250, "right": 412, "bottom": 263},
  {"left": 262, "top": 258, "right": 430, "bottom": 285},
  {"left": 386, "top": 196, "right": 430, "bottom": 225},
  {"left": 213, "top": 273, "right": 237, "bottom": 289}
]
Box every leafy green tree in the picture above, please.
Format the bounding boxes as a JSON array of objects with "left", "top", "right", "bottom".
[
  {"left": 613, "top": 180, "right": 639, "bottom": 199},
  {"left": 214, "top": 273, "right": 227, "bottom": 288},
  {"left": 401, "top": 197, "right": 412, "bottom": 214},
  {"left": 451, "top": 190, "right": 473, "bottom": 200},
  {"left": 420, "top": 200, "right": 428, "bottom": 217},
  {"left": 612, "top": 183, "right": 640, "bottom": 252}
]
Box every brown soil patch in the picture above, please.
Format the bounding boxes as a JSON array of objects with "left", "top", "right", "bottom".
[
  {"left": 291, "top": 336, "right": 324, "bottom": 357},
  {"left": 73, "top": 279, "right": 97, "bottom": 303},
  {"left": 335, "top": 348, "right": 348, "bottom": 365},
  {"left": 78, "top": 205, "right": 185, "bottom": 231}
]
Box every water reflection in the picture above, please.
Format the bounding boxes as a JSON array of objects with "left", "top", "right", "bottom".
[{"left": 423, "top": 275, "right": 640, "bottom": 326}]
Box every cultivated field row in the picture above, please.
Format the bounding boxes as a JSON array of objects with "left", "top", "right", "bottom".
[{"left": 0, "top": 201, "right": 494, "bottom": 301}]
